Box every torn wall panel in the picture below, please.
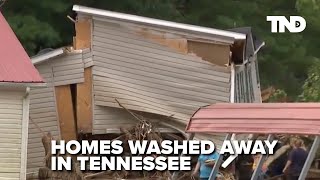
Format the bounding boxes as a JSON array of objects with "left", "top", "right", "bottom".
[
  {"left": 82, "top": 49, "right": 93, "bottom": 68},
  {"left": 91, "top": 19, "right": 231, "bottom": 125},
  {"left": 91, "top": 15, "right": 236, "bottom": 44},
  {"left": 93, "top": 106, "right": 143, "bottom": 134},
  {"left": 187, "top": 40, "right": 230, "bottom": 66},
  {"left": 136, "top": 28, "right": 188, "bottom": 54},
  {"left": 93, "top": 22, "right": 189, "bottom": 55},
  {"left": 51, "top": 53, "right": 84, "bottom": 86},
  {"left": 92, "top": 20, "right": 232, "bottom": 65},
  {"left": 93, "top": 105, "right": 180, "bottom": 135},
  {"left": 27, "top": 50, "right": 86, "bottom": 174}
]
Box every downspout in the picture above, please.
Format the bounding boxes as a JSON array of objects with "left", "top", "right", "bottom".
[
  {"left": 222, "top": 63, "right": 237, "bottom": 167},
  {"left": 20, "top": 87, "right": 30, "bottom": 180}
]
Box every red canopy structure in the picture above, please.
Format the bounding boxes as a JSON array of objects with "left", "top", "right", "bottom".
[
  {"left": 0, "top": 12, "right": 43, "bottom": 84},
  {"left": 186, "top": 103, "right": 320, "bottom": 180},
  {"left": 187, "top": 103, "right": 320, "bottom": 135}
]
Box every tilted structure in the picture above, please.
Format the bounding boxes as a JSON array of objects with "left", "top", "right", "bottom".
[{"left": 27, "top": 5, "right": 264, "bottom": 174}]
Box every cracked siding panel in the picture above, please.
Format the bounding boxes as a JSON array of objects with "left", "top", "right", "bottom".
[
  {"left": 93, "top": 106, "right": 145, "bottom": 134},
  {"left": 82, "top": 48, "right": 93, "bottom": 68},
  {"left": 27, "top": 63, "right": 60, "bottom": 174},
  {"left": 92, "top": 19, "right": 231, "bottom": 129},
  {"left": 135, "top": 29, "right": 188, "bottom": 54},
  {"left": 93, "top": 105, "right": 179, "bottom": 134},
  {"left": 0, "top": 90, "right": 24, "bottom": 179}
]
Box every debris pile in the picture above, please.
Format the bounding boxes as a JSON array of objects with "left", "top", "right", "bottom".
[{"left": 29, "top": 100, "right": 237, "bottom": 180}]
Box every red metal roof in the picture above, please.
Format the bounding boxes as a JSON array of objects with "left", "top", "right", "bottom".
[
  {"left": 0, "top": 12, "right": 43, "bottom": 83},
  {"left": 186, "top": 103, "right": 320, "bottom": 135}
]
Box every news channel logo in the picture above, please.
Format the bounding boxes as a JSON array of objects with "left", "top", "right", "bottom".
[{"left": 266, "top": 16, "right": 306, "bottom": 33}]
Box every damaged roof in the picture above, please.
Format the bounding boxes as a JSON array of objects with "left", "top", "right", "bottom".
[
  {"left": 229, "top": 27, "right": 265, "bottom": 58},
  {"left": 0, "top": 12, "right": 43, "bottom": 84},
  {"left": 73, "top": 5, "right": 246, "bottom": 43},
  {"left": 187, "top": 103, "right": 320, "bottom": 135},
  {"left": 31, "top": 47, "right": 86, "bottom": 65}
]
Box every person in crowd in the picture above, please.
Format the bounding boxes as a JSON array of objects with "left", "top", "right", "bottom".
[
  {"left": 282, "top": 139, "right": 308, "bottom": 180},
  {"left": 192, "top": 145, "right": 221, "bottom": 180},
  {"left": 265, "top": 142, "right": 287, "bottom": 177}
]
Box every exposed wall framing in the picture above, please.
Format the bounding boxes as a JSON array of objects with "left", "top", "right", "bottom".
[{"left": 55, "top": 85, "right": 77, "bottom": 141}]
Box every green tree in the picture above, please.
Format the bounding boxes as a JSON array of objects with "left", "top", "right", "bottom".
[
  {"left": 299, "top": 60, "right": 320, "bottom": 102},
  {"left": 1, "top": 0, "right": 73, "bottom": 55},
  {"left": 2, "top": 0, "right": 320, "bottom": 100}
]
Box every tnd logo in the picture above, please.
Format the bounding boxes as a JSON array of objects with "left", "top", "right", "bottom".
[{"left": 266, "top": 16, "right": 306, "bottom": 33}]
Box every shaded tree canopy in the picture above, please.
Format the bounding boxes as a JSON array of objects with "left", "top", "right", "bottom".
[{"left": 1, "top": 0, "right": 320, "bottom": 100}]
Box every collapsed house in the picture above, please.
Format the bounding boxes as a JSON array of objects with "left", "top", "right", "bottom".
[
  {"left": 0, "top": 12, "right": 44, "bottom": 179},
  {"left": 27, "top": 5, "right": 264, "bottom": 175}
]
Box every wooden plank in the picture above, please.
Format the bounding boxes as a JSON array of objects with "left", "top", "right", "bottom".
[
  {"left": 76, "top": 68, "right": 93, "bottom": 133},
  {"left": 75, "top": 17, "right": 91, "bottom": 49},
  {"left": 54, "top": 85, "right": 77, "bottom": 141}
]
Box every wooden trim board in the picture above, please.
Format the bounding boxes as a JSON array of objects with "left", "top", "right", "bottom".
[
  {"left": 76, "top": 67, "right": 93, "bottom": 133},
  {"left": 75, "top": 16, "right": 92, "bottom": 49}
]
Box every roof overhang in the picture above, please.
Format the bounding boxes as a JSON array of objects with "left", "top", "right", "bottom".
[
  {"left": 32, "top": 48, "right": 65, "bottom": 65},
  {"left": 72, "top": 5, "right": 246, "bottom": 43},
  {"left": 31, "top": 47, "right": 83, "bottom": 65}
]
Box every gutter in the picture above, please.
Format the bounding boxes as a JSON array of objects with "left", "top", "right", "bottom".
[
  {"left": 0, "top": 82, "right": 47, "bottom": 87},
  {"left": 31, "top": 48, "right": 65, "bottom": 65},
  {"left": 72, "top": 5, "right": 246, "bottom": 41},
  {"left": 31, "top": 47, "right": 84, "bottom": 65}
]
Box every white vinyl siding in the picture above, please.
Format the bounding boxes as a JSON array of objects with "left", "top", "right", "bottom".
[
  {"left": 28, "top": 51, "right": 87, "bottom": 174},
  {"left": 51, "top": 53, "right": 84, "bottom": 86},
  {"left": 0, "top": 90, "right": 24, "bottom": 179},
  {"left": 82, "top": 48, "right": 93, "bottom": 68},
  {"left": 27, "top": 63, "right": 60, "bottom": 174},
  {"left": 91, "top": 19, "right": 231, "bottom": 129}
]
